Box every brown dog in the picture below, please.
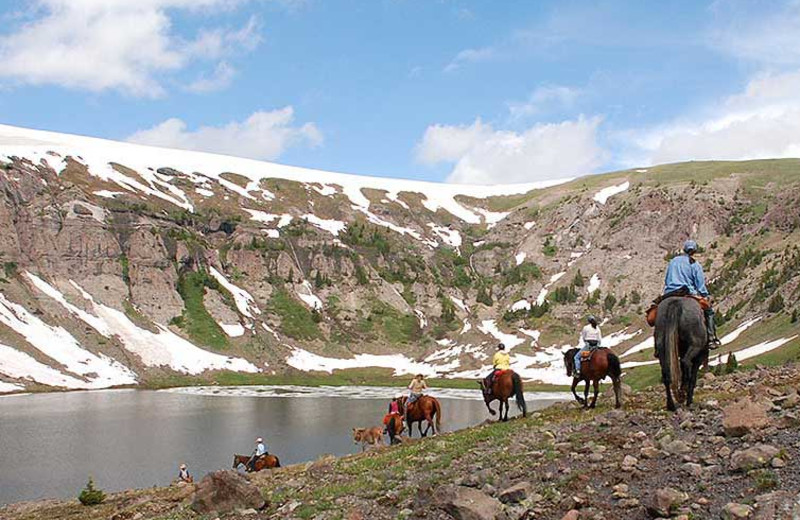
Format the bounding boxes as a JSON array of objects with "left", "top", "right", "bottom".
[{"left": 352, "top": 427, "right": 384, "bottom": 451}]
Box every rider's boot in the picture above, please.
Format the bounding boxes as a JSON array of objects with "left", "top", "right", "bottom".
[{"left": 705, "top": 308, "right": 721, "bottom": 349}]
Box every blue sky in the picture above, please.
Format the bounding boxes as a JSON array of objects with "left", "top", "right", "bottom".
[{"left": 2, "top": 0, "right": 800, "bottom": 184}]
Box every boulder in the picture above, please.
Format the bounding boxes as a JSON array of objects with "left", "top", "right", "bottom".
[
  {"left": 723, "top": 398, "right": 771, "bottom": 437},
  {"left": 647, "top": 487, "right": 688, "bottom": 517},
  {"left": 498, "top": 482, "right": 532, "bottom": 504},
  {"left": 190, "top": 470, "right": 266, "bottom": 514},
  {"left": 722, "top": 502, "right": 754, "bottom": 519},
  {"left": 730, "top": 445, "right": 780, "bottom": 472},
  {"left": 753, "top": 490, "right": 800, "bottom": 519},
  {"left": 663, "top": 439, "right": 691, "bottom": 455},
  {"left": 437, "top": 486, "right": 504, "bottom": 520}
]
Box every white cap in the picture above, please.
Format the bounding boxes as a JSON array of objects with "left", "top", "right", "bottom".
[
  {"left": 180, "top": 464, "right": 186, "bottom": 469},
  {"left": 256, "top": 437, "right": 263, "bottom": 442}
]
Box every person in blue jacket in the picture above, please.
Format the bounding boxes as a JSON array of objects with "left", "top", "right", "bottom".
[{"left": 663, "top": 240, "right": 720, "bottom": 347}]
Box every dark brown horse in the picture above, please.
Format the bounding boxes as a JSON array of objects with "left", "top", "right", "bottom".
[
  {"left": 401, "top": 395, "right": 441, "bottom": 437},
  {"left": 478, "top": 370, "right": 527, "bottom": 421},
  {"left": 232, "top": 453, "right": 281, "bottom": 472},
  {"left": 564, "top": 347, "right": 622, "bottom": 409},
  {"left": 655, "top": 297, "right": 709, "bottom": 411}
]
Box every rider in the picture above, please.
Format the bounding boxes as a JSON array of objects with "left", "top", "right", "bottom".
[
  {"left": 388, "top": 393, "right": 405, "bottom": 416},
  {"left": 574, "top": 316, "right": 602, "bottom": 378},
  {"left": 663, "top": 240, "right": 720, "bottom": 348},
  {"left": 178, "top": 463, "right": 192, "bottom": 483},
  {"left": 484, "top": 343, "right": 510, "bottom": 394},
  {"left": 247, "top": 437, "right": 268, "bottom": 472},
  {"left": 407, "top": 374, "right": 428, "bottom": 405}
]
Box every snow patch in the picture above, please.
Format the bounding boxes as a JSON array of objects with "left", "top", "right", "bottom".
[
  {"left": 515, "top": 252, "right": 526, "bottom": 265},
  {"left": 0, "top": 343, "right": 92, "bottom": 389},
  {"left": 710, "top": 336, "right": 798, "bottom": 366},
  {"left": 449, "top": 296, "right": 468, "bottom": 313},
  {"left": 593, "top": 181, "right": 630, "bottom": 205},
  {"left": 286, "top": 348, "right": 456, "bottom": 378},
  {"left": 460, "top": 319, "right": 472, "bottom": 334},
  {"left": 428, "top": 224, "right": 462, "bottom": 248},
  {"left": 195, "top": 187, "right": 214, "bottom": 197},
  {"left": 297, "top": 281, "right": 323, "bottom": 310},
  {"left": 720, "top": 317, "right": 763, "bottom": 345},
  {"left": 478, "top": 320, "right": 524, "bottom": 349},
  {"left": 94, "top": 190, "right": 123, "bottom": 198},
  {"left": 587, "top": 274, "right": 600, "bottom": 294},
  {"left": 0, "top": 381, "right": 25, "bottom": 394},
  {"left": 621, "top": 337, "right": 654, "bottom": 358},
  {"left": 208, "top": 267, "right": 260, "bottom": 318},
  {"left": 523, "top": 221, "right": 535, "bottom": 230},
  {"left": 220, "top": 323, "right": 245, "bottom": 337},
  {"left": 243, "top": 208, "right": 278, "bottom": 224},
  {"left": 510, "top": 299, "right": 531, "bottom": 312},
  {"left": 536, "top": 288, "right": 549, "bottom": 306},
  {"left": 302, "top": 214, "right": 347, "bottom": 236}
]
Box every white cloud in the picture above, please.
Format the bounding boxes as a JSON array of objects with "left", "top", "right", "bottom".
[
  {"left": 710, "top": 0, "right": 800, "bottom": 66},
  {"left": 507, "top": 85, "right": 582, "bottom": 120},
  {"left": 630, "top": 70, "right": 800, "bottom": 165},
  {"left": 187, "top": 61, "right": 237, "bottom": 93},
  {"left": 443, "top": 46, "right": 496, "bottom": 73},
  {"left": 416, "top": 116, "right": 605, "bottom": 184},
  {"left": 0, "top": 0, "right": 262, "bottom": 96},
  {"left": 127, "top": 107, "right": 323, "bottom": 160}
]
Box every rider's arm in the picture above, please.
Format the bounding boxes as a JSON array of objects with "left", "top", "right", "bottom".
[{"left": 693, "top": 262, "right": 710, "bottom": 297}]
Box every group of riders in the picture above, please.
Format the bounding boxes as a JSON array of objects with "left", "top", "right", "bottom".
[{"left": 237, "top": 239, "right": 719, "bottom": 466}]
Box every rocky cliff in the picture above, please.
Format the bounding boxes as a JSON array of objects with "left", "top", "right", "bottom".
[{"left": 0, "top": 124, "right": 798, "bottom": 392}]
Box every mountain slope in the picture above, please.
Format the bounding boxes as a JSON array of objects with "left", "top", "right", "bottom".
[{"left": 0, "top": 124, "right": 798, "bottom": 392}]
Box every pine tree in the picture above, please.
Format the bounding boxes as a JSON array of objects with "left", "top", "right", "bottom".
[
  {"left": 78, "top": 477, "right": 105, "bottom": 506},
  {"left": 725, "top": 353, "right": 739, "bottom": 374}
]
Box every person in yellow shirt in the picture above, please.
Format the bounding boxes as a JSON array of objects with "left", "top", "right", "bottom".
[{"left": 483, "top": 343, "right": 510, "bottom": 395}]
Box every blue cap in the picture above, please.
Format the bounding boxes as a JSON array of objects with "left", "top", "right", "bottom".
[{"left": 683, "top": 240, "right": 698, "bottom": 253}]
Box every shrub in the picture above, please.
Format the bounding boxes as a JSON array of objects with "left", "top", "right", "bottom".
[
  {"left": 78, "top": 477, "right": 105, "bottom": 506},
  {"left": 767, "top": 294, "right": 784, "bottom": 313},
  {"left": 792, "top": 309, "right": 798, "bottom": 323},
  {"left": 3, "top": 261, "right": 17, "bottom": 279},
  {"left": 542, "top": 236, "right": 557, "bottom": 257},
  {"left": 604, "top": 294, "right": 617, "bottom": 312},
  {"left": 476, "top": 286, "right": 493, "bottom": 307},
  {"left": 572, "top": 270, "right": 585, "bottom": 287},
  {"left": 725, "top": 353, "right": 738, "bottom": 374}
]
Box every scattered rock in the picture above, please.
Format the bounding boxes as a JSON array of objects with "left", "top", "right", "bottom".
[
  {"left": 640, "top": 446, "right": 662, "bottom": 459},
  {"left": 729, "top": 445, "right": 780, "bottom": 472},
  {"left": 753, "top": 490, "right": 800, "bottom": 519},
  {"left": 621, "top": 455, "right": 638, "bottom": 471},
  {"left": 561, "top": 510, "right": 580, "bottom": 520},
  {"left": 681, "top": 462, "right": 703, "bottom": 477},
  {"left": 663, "top": 440, "right": 691, "bottom": 455},
  {"left": 648, "top": 487, "right": 688, "bottom": 517},
  {"left": 770, "top": 457, "right": 786, "bottom": 468},
  {"left": 190, "top": 470, "right": 266, "bottom": 515},
  {"left": 723, "top": 398, "right": 771, "bottom": 437},
  {"left": 722, "top": 502, "right": 753, "bottom": 519},
  {"left": 437, "top": 486, "right": 503, "bottom": 520},
  {"left": 498, "top": 482, "right": 532, "bottom": 504}
]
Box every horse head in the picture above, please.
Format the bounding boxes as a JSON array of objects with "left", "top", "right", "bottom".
[{"left": 563, "top": 348, "right": 578, "bottom": 377}]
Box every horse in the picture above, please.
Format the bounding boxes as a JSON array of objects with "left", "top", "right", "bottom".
[
  {"left": 383, "top": 412, "right": 405, "bottom": 445},
  {"left": 478, "top": 370, "right": 527, "bottom": 421},
  {"left": 232, "top": 453, "right": 281, "bottom": 472},
  {"left": 563, "top": 347, "right": 622, "bottom": 409},
  {"left": 401, "top": 395, "right": 441, "bottom": 437},
  {"left": 655, "top": 297, "right": 709, "bottom": 411},
  {"left": 352, "top": 427, "right": 384, "bottom": 451}
]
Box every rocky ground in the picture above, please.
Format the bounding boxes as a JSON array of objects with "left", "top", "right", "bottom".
[{"left": 2, "top": 364, "right": 800, "bottom": 520}]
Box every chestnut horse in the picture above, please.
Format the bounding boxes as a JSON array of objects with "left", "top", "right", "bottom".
[
  {"left": 563, "top": 347, "right": 622, "bottom": 409},
  {"left": 383, "top": 413, "right": 405, "bottom": 444},
  {"left": 478, "top": 370, "right": 527, "bottom": 421},
  {"left": 232, "top": 453, "right": 281, "bottom": 472},
  {"left": 655, "top": 297, "right": 708, "bottom": 411},
  {"left": 401, "top": 395, "right": 441, "bottom": 437}
]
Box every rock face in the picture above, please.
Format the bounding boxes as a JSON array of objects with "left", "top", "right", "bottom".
[
  {"left": 190, "top": 470, "right": 266, "bottom": 514},
  {"left": 722, "top": 398, "right": 771, "bottom": 437},
  {"left": 437, "top": 486, "right": 504, "bottom": 520}
]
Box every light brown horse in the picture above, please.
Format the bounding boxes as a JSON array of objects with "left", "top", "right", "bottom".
[
  {"left": 564, "top": 347, "right": 622, "bottom": 409},
  {"left": 479, "top": 370, "right": 527, "bottom": 421},
  {"left": 232, "top": 453, "right": 281, "bottom": 472},
  {"left": 401, "top": 395, "right": 441, "bottom": 437}
]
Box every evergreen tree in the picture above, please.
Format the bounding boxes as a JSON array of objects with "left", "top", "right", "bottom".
[{"left": 78, "top": 477, "right": 105, "bottom": 506}]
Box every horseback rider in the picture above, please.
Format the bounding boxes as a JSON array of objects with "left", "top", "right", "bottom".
[
  {"left": 407, "top": 374, "right": 428, "bottom": 405},
  {"left": 388, "top": 393, "right": 404, "bottom": 417},
  {"left": 483, "top": 343, "right": 510, "bottom": 394},
  {"left": 663, "top": 240, "right": 721, "bottom": 348},
  {"left": 574, "top": 316, "right": 602, "bottom": 378},
  {"left": 247, "top": 437, "right": 268, "bottom": 472}
]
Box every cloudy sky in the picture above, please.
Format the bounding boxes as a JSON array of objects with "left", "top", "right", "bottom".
[{"left": 2, "top": 0, "right": 800, "bottom": 184}]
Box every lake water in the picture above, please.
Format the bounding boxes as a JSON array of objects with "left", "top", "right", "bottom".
[{"left": 0, "top": 386, "right": 569, "bottom": 505}]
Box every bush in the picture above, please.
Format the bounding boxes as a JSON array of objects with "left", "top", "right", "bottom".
[
  {"left": 767, "top": 294, "right": 784, "bottom": 313},
  {"left": 78, "top": 477, "right": 105, "bottom": 506},
  {"left": 604, "top": 294, "right": 617, "bottom": 312},
  {"left": 725, "top": 353, "right": 739, "bottom": 374},
  {"left": 792, "top": 309, "right": 798, "bottom": 324},
  {"left": 476, "top": 286, "right": 493, "bottom": 307}
]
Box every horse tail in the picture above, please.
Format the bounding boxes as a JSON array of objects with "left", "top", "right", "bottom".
[
  {"left": 607, "top": 352, "right": 621, "bottom": 380},
  {"left": 512, "top": 372, "right": 527, "bottom": 417},
  {"left": 659, "top": 301, "right": 682, "bottom": 398},
  {"left": 433, "top": 398, "right": 442, "bottom": 433}
]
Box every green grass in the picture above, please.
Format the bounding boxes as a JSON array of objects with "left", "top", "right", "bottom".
[
  {"left": 268, "top": 288, "right": 321, "bottom": 340},
  {"left": 174, "top": 270, "right": 229, "bottom": 350}
]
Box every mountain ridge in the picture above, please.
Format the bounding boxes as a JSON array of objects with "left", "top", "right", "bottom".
[{"left": 0, "top": 124, "right": 798, "bottom": 393}]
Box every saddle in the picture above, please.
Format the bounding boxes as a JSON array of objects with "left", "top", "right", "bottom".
[
  {"left": 645, "top": 288, "right": 710, "bottom": 327},
  {"left": 580, "top": 350, "right": 594, "bottom": 360}
]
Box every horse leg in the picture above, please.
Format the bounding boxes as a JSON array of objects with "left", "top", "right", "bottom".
[
  {"left": 664, "top": 381, "right": 677, "bottom": 412},
  {"left": 613, "top": 377, "right": 622, "bottom": 409},
  {"left": 590, "top": 379, "right": 599, "bottom": 409},
  {"left": 686, "top": 357, "right": 702, "bottom": 408},
  {"left": 571, "top": 378, "right": 584, "bottom": 406},
  {"left": 583, "top": 381, "right": 590, "bottom": 409}
]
